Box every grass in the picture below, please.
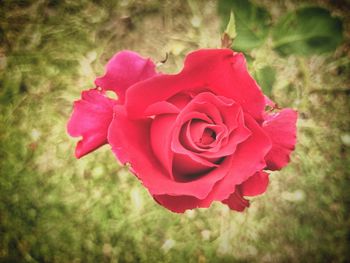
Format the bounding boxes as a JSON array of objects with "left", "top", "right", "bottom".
[{"left": 0, "top": 0, "right": 349, "bottom": 262}]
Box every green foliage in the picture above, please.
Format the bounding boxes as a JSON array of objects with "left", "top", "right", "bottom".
[
  {"left": 272, "top": 7, "right": 344, "bottom": 56},
  {"left": 254, "top": 66, "right": 276, "bottom": 97},
  {"left": 218, "top": 0, "right": 270, "bottom": 51},
  {"left": 218, "top": 2, "right": 344, "bottom": 57}
]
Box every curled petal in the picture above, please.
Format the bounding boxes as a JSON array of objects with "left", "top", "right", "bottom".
[
  {"left": 67, "top": 89, "right": 116, "bottom": 158},
  {"left": 171, "top": 111, "right": 218, "bottom": 175},
  {"left": 198, "top": 109, "right": 251, "bottom": 159},
  {"left": 95, "top": 51, "right": 158, "bottom": 103},
  {"left": 183, "top": 120, "right": 225, "bottom": 151},
  {"left": 263, "top": 109, "right": 298, "bottom": 170},
  {"left": 222, "top": 188, "right": 250, "bottom": 212}
]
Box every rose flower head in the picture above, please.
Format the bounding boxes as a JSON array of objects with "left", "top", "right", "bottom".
[{"left": 67, "top": 49, "right": 297, "bottom": 213}]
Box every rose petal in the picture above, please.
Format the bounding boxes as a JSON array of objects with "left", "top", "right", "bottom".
[
  {"left": 171, "top": 111, "right": 220, "bottom": 174},
  {"left": 172, "top": 153, "right": 219, "bottom": 182},
  {"left": 184, "top": 50, "right": 266, "bottom": 121},
  {"left": 153, "top": 184, "right": 251, "bottom": 213},
  {"left": 153, "top": 194, "right": 211, "bottom": 213},
  {"left": 203, "top": 113, "right": 272, "bottom": 202},
  {"left": 222, "top": 188, "right": 250, "bottom": 212},
  {"left": 180, "top": 92, "right": 227, "bottom": 125},
  {"left": 125, "top": 49, "right": 265, "bottom": 121},
  {"left": 67, "top": 89, "right": 116, "bottom": 158},
  {"left": 95, "top": 50, "right": 158, "bottom": 103},
  {"left": 170, "top": 92, "right": 244, "bottom": 174},
  {"left": 263, "top": 109, "right": 298, "bottom": 170},
  {"left": 145, "top": 101, "right": 180, "bottom": 116},
  {"left": 197, "top": 109, "right": 251, "bottom": 159},
  {"left": 167, "top": 92, "right": 193, "bottom": 109},
  {"left": 222, "top": 171, "right": 269, "bottom": 212},
  {"left": 108, "top": 106, "right": 233, "bottom": 199},
  {"left": 240, "top": 171, "right": 269, "bottom": 197},
  {"left": 183, "top": 120, "right": 213, "bottom": 151},
  {"left": 185, "top": 121, "right": 224, "bottom": 150},
  {"left": 150, "top": 114, "right": 177, "bottom": 179}
]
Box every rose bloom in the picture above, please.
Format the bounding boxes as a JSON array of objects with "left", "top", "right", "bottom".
[{"left": 68, "top": 49, "right": 297, "bottom": 213}]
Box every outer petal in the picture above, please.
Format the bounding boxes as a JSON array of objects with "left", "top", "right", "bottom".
[
  {"left": 263, "top": 109, "right": 298, "bottom": 170},
  {"left": 95, "top": 51, "right": 158, "bottom": 103},
  {"left": 222, "top": 188, "right": 250, "bottom": 212},
  {"left": 154, "top": 184, "right": 251, "bottom": 214},
  {"left": 125, "top": 49, "right": 266, "bottom": 121},
  {"left": 153, "top": 194, "right": 211, "bottom": 213},
  {"left": 67, "top": 89, "right": 116, "bottom": 158},
  {"left": 153, "top": 174, "right": 249, "bottom": 213},
  {"left": 222, "top": 171, "right": 269, "bottom": 212},
  {"left": 240, "top": 171, "right": 269, "bottom": 197}
]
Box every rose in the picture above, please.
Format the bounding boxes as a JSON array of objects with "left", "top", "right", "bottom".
[{"left": 67, "top": 49, "right": 297, "bottom": 213}]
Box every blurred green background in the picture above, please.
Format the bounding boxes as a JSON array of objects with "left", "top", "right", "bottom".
[{"left": 0, "top": 0, "right": 349, "bottom": 262}]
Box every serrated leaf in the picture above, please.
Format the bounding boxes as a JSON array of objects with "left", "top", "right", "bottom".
[
  {"left": 254, "top": 66, "right": 276, "bottom": 96},
  {"left": 218, "top": 0, "right": 271, "bottom": 52},
  {"left": 272, "top": 7, "right": 343, "bottom": 56}
]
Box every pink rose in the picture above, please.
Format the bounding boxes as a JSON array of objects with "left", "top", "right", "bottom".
[{"left": 68, "top": 49, "right": 297, "bottom": 213}]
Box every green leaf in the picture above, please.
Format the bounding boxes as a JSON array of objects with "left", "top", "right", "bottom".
[
  {"left": 272, "top": 7, "right": 343, "bottom": 56},
  {"left": 218, "top": 0, "right": 271, "bottom": 52},
  {"left": 255, "top": 66, "right": 276, "bottom": 96}
]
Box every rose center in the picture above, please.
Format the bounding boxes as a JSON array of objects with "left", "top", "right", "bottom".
[{"left": 199, "top": 128, "right": 216, "bottom": 145}]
